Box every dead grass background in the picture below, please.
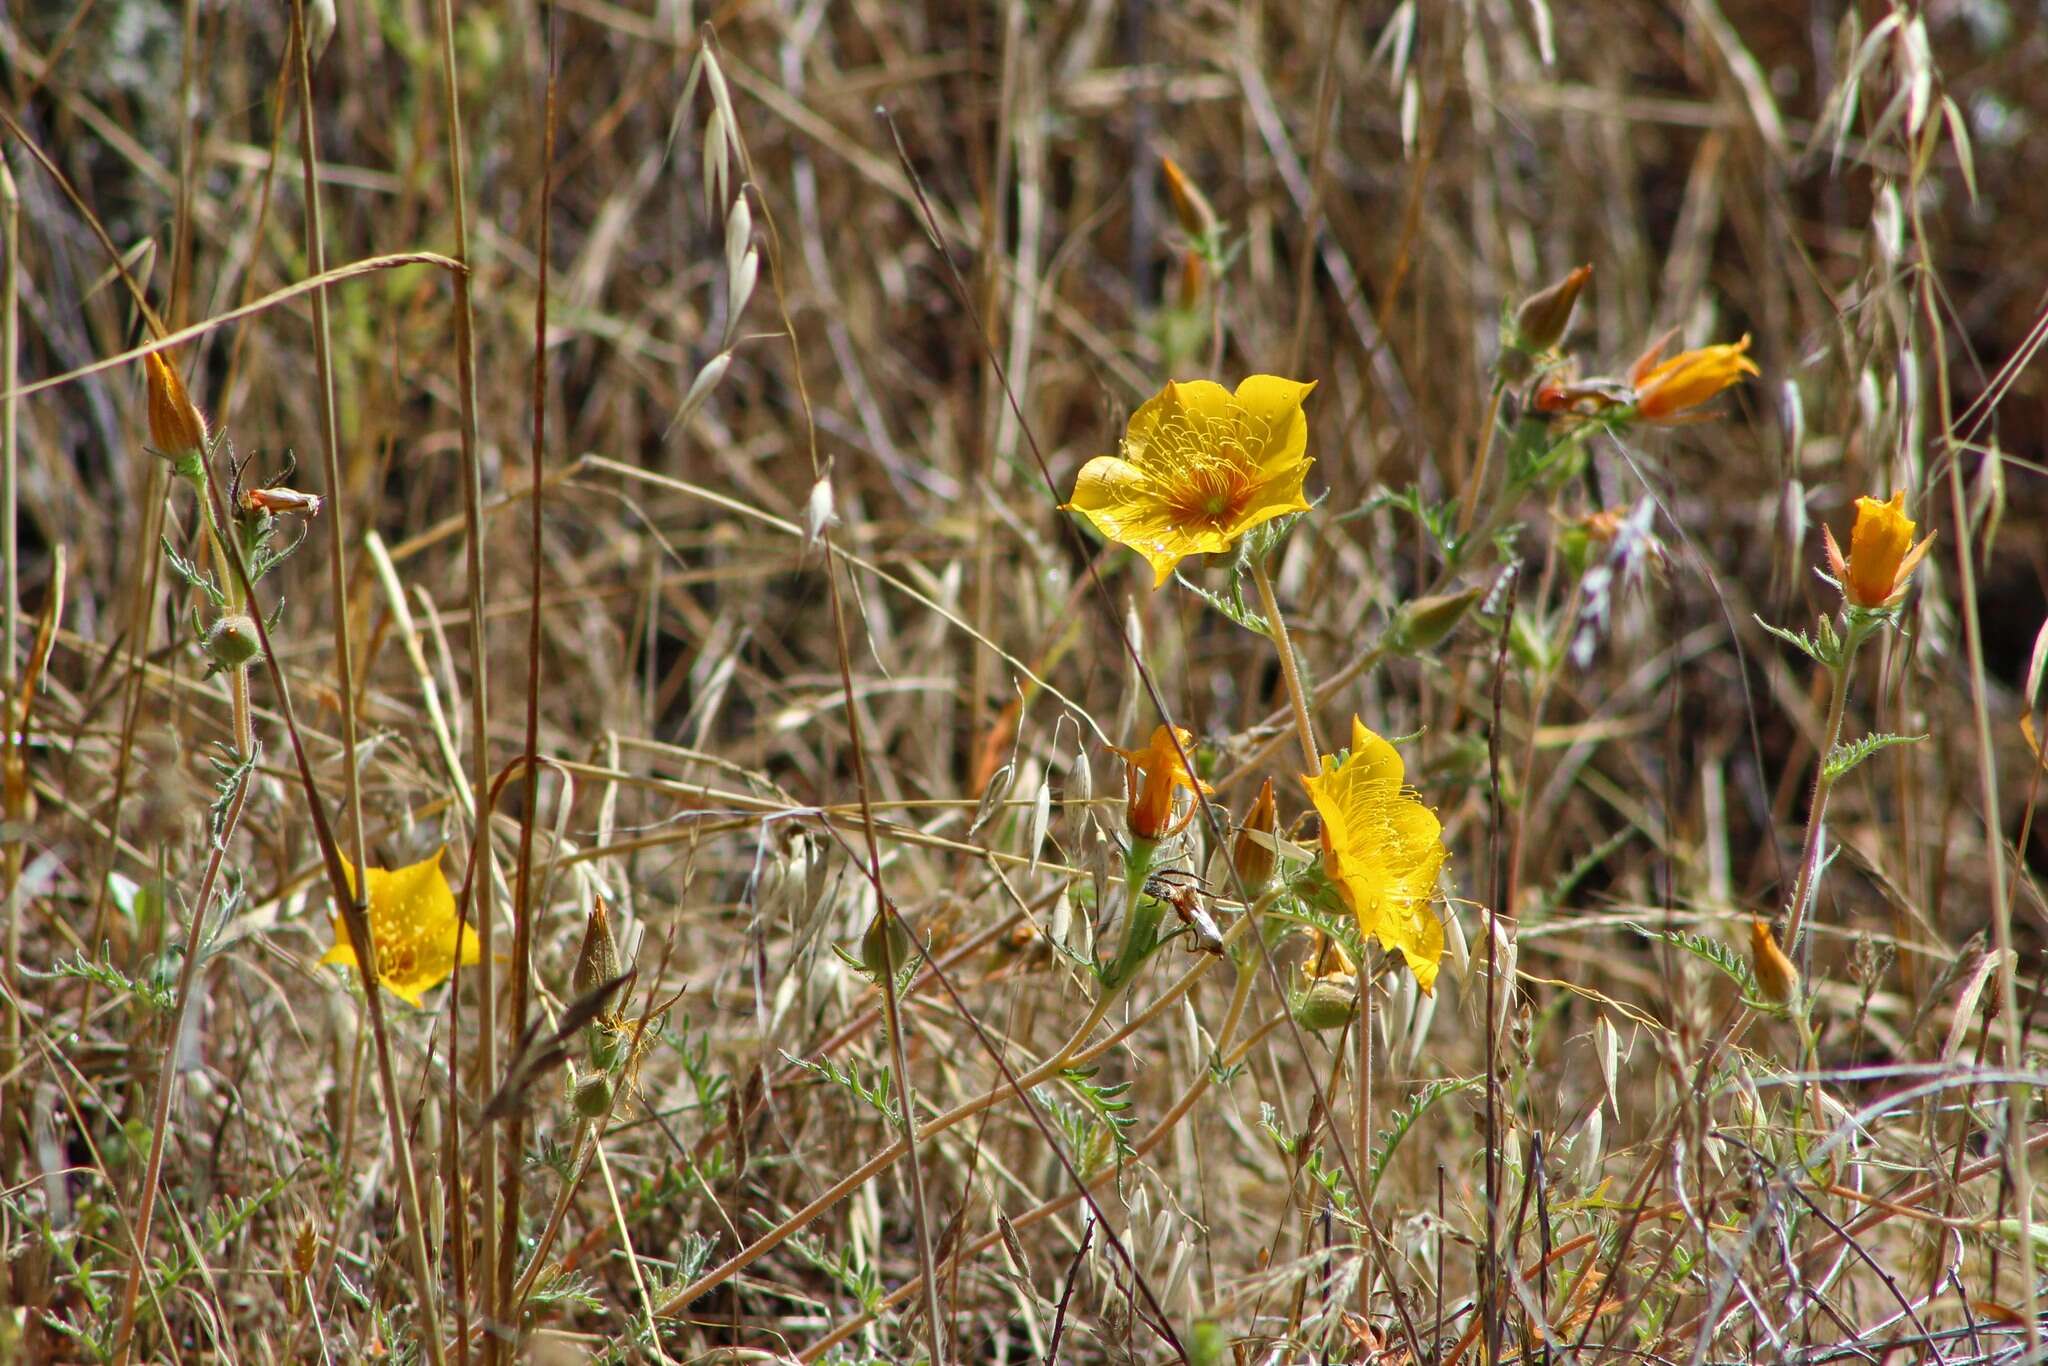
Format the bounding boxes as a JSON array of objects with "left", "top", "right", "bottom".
[{"left": 3, "top": 0, "right": 2048, "bottom": 1361}]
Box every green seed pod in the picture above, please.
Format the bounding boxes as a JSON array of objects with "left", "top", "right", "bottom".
[
  {"left": 572, "top": 1070, "right": 613, "bottom": 1119},
  {"left": 203, "top": 614, "right": 263, "bottom": 672},
  {"left": 859, "top": 906, "right": 917, "bottom": 979},
  {"left": 1292, "top": 975, "right": 1359, "bottom": 1032}
]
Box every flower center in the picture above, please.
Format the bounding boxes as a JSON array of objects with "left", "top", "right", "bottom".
[{"left": 1141, "top": 401, "right": 1272, "bottom": 530}]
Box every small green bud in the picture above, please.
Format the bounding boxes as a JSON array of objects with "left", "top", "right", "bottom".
[
  {"left": 859, "top": 906, "right": 917, "bottom": 980},
  {"left": 1389, "top": 586, "right": 1484, "bottom": 654},
  {"left": 572, "top": 1070, "right": 613, "bottom": 1119},
  {"left": 202, "top": 614, "right": 263, "bottom": 672},
  {"left": 1291, "top": 974, "right": 1358, "bottom": 1032}
]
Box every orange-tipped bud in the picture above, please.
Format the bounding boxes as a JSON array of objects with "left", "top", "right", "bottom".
[
  {"left": 1749, "top": 918, "right": 1798, "bottom": 1004},
  {"left": 1511, "top": 264, "right": 1591, "bottom": 352},
  {"left": 1820, "top": 490, "right": 1934, "bottom": 610},
  {"left": 1175, "top": 249, "right": 1207, "bottom": 311},
  {"left": 1160, "top": 155, "right": 1218, "bottom": 241},
  {"left": 1232, "top": 778, "right": 1279, "bottom": 892},
  {"left": 144, "top": 349, "right": 208, "bottom": 458}
]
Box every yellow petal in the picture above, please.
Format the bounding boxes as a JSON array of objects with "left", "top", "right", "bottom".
[
  {"left": 1065, "top": 454, "right": 1239, "bottom": 586},
  {"left": 321, "top": 847, "right": 474, "bottom": 1006},
  {"left": 1232, "top": 375, "right": 1315, "bottom": 473}
]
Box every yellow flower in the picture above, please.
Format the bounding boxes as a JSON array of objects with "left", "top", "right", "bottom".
[
  {"left": 1627, "top": 333, "right": 1757, "bottom": 422},
  {"left": 1064, "top": 376, "right": 1316, "bottom": 587},
  {"left": 319, "top": 849, "right": 480, "bottom": 1008},
  {"left": 143, "top": 348, "right": 208, "bottom": 457},
  {"left": 1301, "top": 717, "right": 1448, "bottom": 993},
  {"left": 1110, "top": 725, "right": 1212, "bottom": 841},
  {"left": 1821, "top": 490, "right": 1934, "bottom": 609}
]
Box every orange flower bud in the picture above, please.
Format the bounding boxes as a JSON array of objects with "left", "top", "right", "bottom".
[
  {"left": 1232, "top": 778, "right": 1279, "bottom": 892},
  {"left": 1175, "top": 248, "right": 1206, "bottom": 311},
  {"left": 1511, "top": 264, "right": 1591, "bottom": 352},
  {"left": 1159, "top": 155, "right": 1218, "bottom": 241},
  {"left": 1748, "top": 918, "right": 1798, "bottom": 1004},
  {"left": 144, "top": 349, "right": 208, "bottom": 458},
  {"left": 1110, "top": 725, "right": 1211, "bottom": 842},
  {"left": 1820, "top": 490, "right": 1934, "bottom": 610}
]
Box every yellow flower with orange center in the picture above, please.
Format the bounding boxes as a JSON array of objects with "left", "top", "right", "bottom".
[
  {"left": 1627, "top": 333, "right": 1758, "bottom": 422},
  {"left": 143, "top": 348, "right": 209, "bottom": 457},
  {"left": 1822, "top": 490, "right": 1934, "bottom": 609},
  {"left": 1301, "top": 717, "right": 1448, "bottom": 993},
  {"left": 320, "top": 849, "right": 480, "bottom": 1008},
  {"left": 1110, "top": 725, "right": 1212, "bottom": 841},
  {"left": 1064, "top": 376, "right": 1316, "bottom": 587}
]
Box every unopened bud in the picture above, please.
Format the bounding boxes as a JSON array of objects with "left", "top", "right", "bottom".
[
  {"left": 1749, "top": 919, "right": 1798, "bottom": 1005},
  {"left": 572, "top": 1070, "right": 613, "bottom": 1119},
  {"left": 1175, "top": 249, "right": 1206, "bottom": 311},
  {"left": 1160, "top": 156, "right": 1218, "bottom": 241},
  {"left": 860, "top": 905, "right": 917, "bottom": 980},
  {"left": 1232, "top": 778, "right": 1279, "bottom": 893},
  {"left": 572, "top": 898, "right": 622, "bottom": 999},
  {"left": 1510, "top": 264, "right": 1591, "bottom": 353},
  {"left": 1292, "top": 972, "right": 1359, "bottom": 1032},
  {"left": 144, "top": 349, "right": 209, "bottom": 458},
  {"left": 1390, "top": 585, "right": 1484, "bottom": 654},
  {"left": 203, "top": 614, "right": 263, "bottom": 673}
]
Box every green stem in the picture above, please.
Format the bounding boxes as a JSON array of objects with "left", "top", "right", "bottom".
[
  {"left": 1782, "top": 625, "right": 1863, "bottom": 958},
  {"left": 1251, "top": 555, "right": 1318, "bottom": 773}
]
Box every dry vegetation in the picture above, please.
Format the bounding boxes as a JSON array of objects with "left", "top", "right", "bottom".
[{"left": 4, "top": 0, "right": 2048, "bottom": 1362}]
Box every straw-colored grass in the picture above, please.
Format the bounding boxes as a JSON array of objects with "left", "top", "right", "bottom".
[{"left": 2, "top": 2, "right": 2045, "bottom": 1362}]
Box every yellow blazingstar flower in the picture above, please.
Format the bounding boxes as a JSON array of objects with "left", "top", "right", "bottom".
[
  {"left": 1301, "top": 717, "right": 1448, "bottom": 993},
  {"left": 1110, "top": 724, "right": 1213, "bottom": 841},
  {"left": 319, "top": 848, "right": 480, "bottom": 1008},
  {"left": 1628, "top": 333, "right": 1758, "bottom": 422},
  {"left": 1821, "top": 490, "right": 1934, "bottom": 609},
  {"left": 1064, "top": 375, "right": 1316, "bottom": 587}
]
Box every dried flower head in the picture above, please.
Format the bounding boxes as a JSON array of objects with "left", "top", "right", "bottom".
[
  {"left": 1110, "top": 724, "right": 1212, "bottom": 842},
  {"left": 572, "top": 897, "right": 623, "bottom": 999},
  {"left": 1065, "top": 376, "right": 1315, "bottom": 587},
  {"left": 243, "top": 485, "right": 325, "bottom": 518},
  {"left": 1301, "top": 717, "right": 1448, "bottom": 993},
  {"left": 1628, "top": 333, "right": 1758, "bottom": 422},
  {"left": 320, "top": 849, "right": 480, "bottom": 1008},
  {"left": 1821, "top": 490, "right": 1934, "bottom": 610},
  {"left": 144, "top": 349, "right": 209, "bottom": 458}
]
